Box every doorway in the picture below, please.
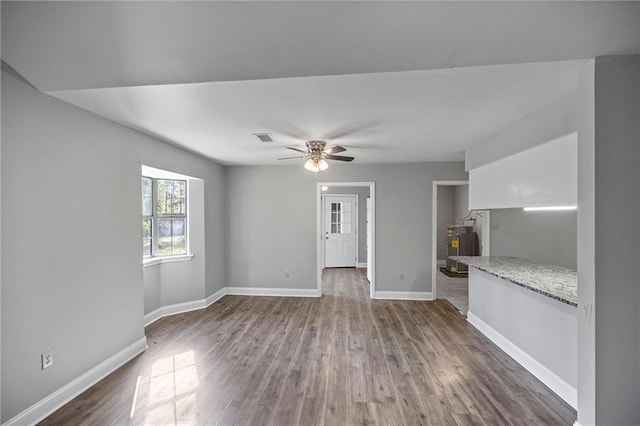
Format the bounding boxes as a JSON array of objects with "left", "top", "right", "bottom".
[
  {"left": 431, "top": 181, "right": 490, "bottom": 315},
  {"left": 317, "top": 182, "right": 375, "bottom": 298}
]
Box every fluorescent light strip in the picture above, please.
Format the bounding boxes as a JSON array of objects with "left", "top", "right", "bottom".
[{"left": 523, "top": 206, "right": 577, "bottom": 211}]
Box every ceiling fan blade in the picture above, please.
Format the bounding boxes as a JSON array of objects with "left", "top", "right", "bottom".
[
  {"left": 325, "top": 154, "right": 355, "bottom": 162},
  {"left": 324, "top": 146, "right": 346, "bottom": 155},
  {"left": 277, "top": 156, "right": 306, "bottom": 160},
  {"left": 286, "top": 147, "right": 308, "bottom": 154},
  {"left": 324, "top": 122, "right": 378, "bottom": 140}
]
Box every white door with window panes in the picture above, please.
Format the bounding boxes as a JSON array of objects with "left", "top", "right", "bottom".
[{"left": 323, "top": 195, "right": 357, "bottom": 268}]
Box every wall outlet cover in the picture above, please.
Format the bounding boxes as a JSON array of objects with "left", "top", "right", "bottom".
[{"left": 42, "top": 351, "right": 53, "bottom": 370}]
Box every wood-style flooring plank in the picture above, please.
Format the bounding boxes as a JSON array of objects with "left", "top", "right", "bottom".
[{"left": 40, "top": 268, "right": 576, "bottom": 426}]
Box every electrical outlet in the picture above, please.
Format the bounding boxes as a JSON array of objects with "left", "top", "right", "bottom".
[
  {"left": 42, "top": 351, "right": 53, "bottom": 370},
  {"left": 399, "top": 272, "right": 405, "bottom": 280}
]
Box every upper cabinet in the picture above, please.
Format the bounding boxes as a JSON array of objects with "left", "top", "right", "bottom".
[{"left": 469, "top": 133, "right": 577, "bottom": 210}]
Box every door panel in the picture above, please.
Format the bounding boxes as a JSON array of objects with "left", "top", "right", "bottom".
[{"left": 324, "top": 195, "right": 357, "bottom": 268}]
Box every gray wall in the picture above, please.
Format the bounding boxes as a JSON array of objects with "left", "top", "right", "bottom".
[
  {"left": 490, "top": 208, "right": 577, "bottom": 269},
  {"left": 0, "top": 63, "right": 3, "bottom": 425},
  {"left": 576, "top": 55, "right": 640, "bottom": 426},
  {"left": 590, "top": 54, "right": 639, "bottom": 425},
  {"left": 436, "top": 186, "right": 454, "bottom": 260},
  {"left": 576, "top": 59, "right": 596, "bottom": 426},
  {"left": 452, "top": 185, "right": 469, "bottom": 222},
  {"left": 323, "top": 186, "right": 370, "bottom": 265},
  {"left": 225, "top": 162, "right": 467, "bottom": 293},
  {"left": 1, "top": 69, "right": 225, "bottom": 422}
]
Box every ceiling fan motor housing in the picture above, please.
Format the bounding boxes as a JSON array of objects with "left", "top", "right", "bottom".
[{"left": 306, "top": 140, "right": 327, "bottom": 157}]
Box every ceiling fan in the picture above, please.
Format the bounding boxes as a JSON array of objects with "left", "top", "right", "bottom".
[{"left": 278, "top": 140, "right": 354, "bottom": 172}]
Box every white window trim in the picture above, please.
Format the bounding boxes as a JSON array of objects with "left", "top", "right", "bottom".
[
  {"left": 143, "top": 253, "right": 194, "bottom": 268},
  {"left": 142, "top": 165, "right": 197, "bottom": 265}
]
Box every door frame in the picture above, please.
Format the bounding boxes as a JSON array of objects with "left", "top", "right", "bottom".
[
  {"left": 317, "top": 182, "right": 375, "bottom": 298},
  {"left": 431, "top": 180, "right": 491, "bottom": 300},
  {"left": 321, "top": 194, "right": 358, "bottom": 269}
]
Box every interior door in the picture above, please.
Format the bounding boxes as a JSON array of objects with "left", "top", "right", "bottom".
[{"left": 324, "top": 195, "right": 357, "bottom": 268}]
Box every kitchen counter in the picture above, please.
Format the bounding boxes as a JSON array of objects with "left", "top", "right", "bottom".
[
  {"left": 450, "top": 255, "right": 578, "bottom": 407},
  {"left": 450, "top": 256, "right": 577, "bottom": 307}
]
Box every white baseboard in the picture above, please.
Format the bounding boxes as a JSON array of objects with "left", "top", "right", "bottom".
[
  {"left": 573, "top": 422, "right": 583, "bottom": 426},
  {"left": 144, "top": 286, "right": 319, "bottom": 327},
  {"left": 373, "top": 291, "right": 434, "bottom": 301},
  {"left": 225, "top": 287, "right": 320, "bottom": 298},
  {"left": 4, "top": 337, "right": 147, "bottom": 426},
  {"left": 467, "top": 311, "right": 577, "bottom": 409},
  {"left": 145, "top": 288, "right": 227, "bottom": 327},
  {"left": 205, "top": 287, "right": 226, "bottom": 307},
  {"left": 144, "top": 298, "right": 207, "bottom": 327},
  {"left": 356, "top": 262, "right": 367, "bottom": 268}
]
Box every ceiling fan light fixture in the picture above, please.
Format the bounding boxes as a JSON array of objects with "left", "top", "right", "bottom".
[
  {"left": 279, "top": 140, "right": 350, "bottom": 171},
  {"left": 304, "top": 158, "right": 319, "bottom": 172},
  {"left": 304, "top": 157, "right": 328, "bottom": 172},
  {"left": 304, "top": 158, "right": 320, "bottom": 172}
]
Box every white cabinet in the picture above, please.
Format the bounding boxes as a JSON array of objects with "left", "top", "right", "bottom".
[{"left": 469, "top": 133, "right": 577, "bottom": 210}]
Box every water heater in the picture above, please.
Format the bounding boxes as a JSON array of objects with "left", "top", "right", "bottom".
[{"left": 446, "top": 225, "right": 474, "bottom": 273}]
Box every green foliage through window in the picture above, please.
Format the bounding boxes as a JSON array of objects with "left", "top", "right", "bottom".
[{"left": 142, "top": 176, "right": 187, "bottom": 258}]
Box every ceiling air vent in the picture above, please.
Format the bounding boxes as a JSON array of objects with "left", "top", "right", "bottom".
[{"left": 253, "top": 133, "right": 275, "bottom": 143}]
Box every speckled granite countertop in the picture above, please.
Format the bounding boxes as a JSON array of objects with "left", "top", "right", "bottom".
[{"left": 449, "top": 256, "right": 577, "bottom": 307}]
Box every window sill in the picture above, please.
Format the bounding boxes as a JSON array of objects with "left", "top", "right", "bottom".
[{"left": 143, "top": 254, "right": 194, "bottom": 268}]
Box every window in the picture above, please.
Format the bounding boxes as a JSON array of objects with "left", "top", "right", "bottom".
[
  {"left": 142, "top": 176, "right": 187, "bottom": 258},
  {"left": 330, "top": 201, "right": 352, "bottom": 234}
]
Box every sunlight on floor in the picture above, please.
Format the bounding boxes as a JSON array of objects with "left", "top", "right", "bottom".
[{"left": 132, "top": 350, "right": 199, "bottom": 424}]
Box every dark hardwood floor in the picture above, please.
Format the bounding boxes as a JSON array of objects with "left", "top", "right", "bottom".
[{"left": 41, "top": 268, "right": 576, "bottom": 425}]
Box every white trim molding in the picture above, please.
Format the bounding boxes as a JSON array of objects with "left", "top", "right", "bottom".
[
  {"left": 225, "top": 287, "right": 320, "bottom": 298},
  {"left": 144, "top": 298, "right": 207, "bottom": 327},
  {"left": 356, "top": 262, "right": 367, "bottom": 268},
  {"left": 4, "top": 337, "right": 148, "bottom": 426},
  {"left": 205, "top": 288, "right": 226, "bottom": 306},
  {"left": 467, "top": 311, "right": 577, "bottom": 409},
  {"left": 144, "top": 287, "right": 319, "bottom": 327},
  {"left": 143, "top": 253, "right": 194, "bottom": 268},
  {"left": 373, "top": 291, "right": 434, "bottom": 301},
  {"left": 144, "top": 287, "right": 226, "bottom": 327}
]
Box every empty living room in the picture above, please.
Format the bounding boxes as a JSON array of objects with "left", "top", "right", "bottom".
[{"left": 1, "top": 2, "right": 639, "bottom": 425}]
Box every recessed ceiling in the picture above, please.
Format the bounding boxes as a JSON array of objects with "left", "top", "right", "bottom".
[
  {"left": 3, "top": 1, "right": 637, "bottom": 91},
  {"left": 2, "top": 1, "right": 637, "bottom": 165},
  {"left": 49, "top": 61, "right": 583, "bottom": 165}
]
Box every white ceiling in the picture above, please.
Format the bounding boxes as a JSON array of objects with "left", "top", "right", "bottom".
[
  {"left": 50, "top": 61, "right": 583, "bottom": 165},
  {"left": 2, "top": 1, "right": 638, "bottom": 165}
]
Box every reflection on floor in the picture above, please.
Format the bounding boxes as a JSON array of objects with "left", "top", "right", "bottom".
[
  {"left": 41, "top": 266, "right": 576, "bottom": 425},
  {"left": 436, "top": 260, "right": 469, "bottom": 314}
]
